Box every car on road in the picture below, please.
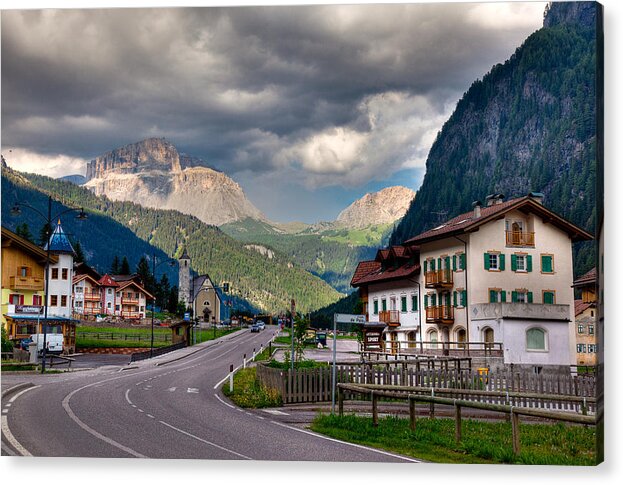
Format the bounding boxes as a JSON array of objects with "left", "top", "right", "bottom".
[
  {"left": 250, "top": 323, "right": 260, "bottom": 333},
  {"left": 255, "top": 321, "right": 265, "bottom": 330}
]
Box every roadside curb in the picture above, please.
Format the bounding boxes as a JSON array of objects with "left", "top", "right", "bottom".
[{"left": 1, "top": 382, "right": 35, "bottom": 400}]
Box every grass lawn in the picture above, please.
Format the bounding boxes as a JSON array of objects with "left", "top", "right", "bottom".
[
  {"left": 222, "top": 367, "right": 282, "bottom": 408},
  {"left": 311, "top": 414, "right": 597, "bottom": 465}
]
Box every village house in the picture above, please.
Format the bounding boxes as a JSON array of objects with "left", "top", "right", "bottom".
[
  {"left": 573, "top": 267, "right": 598, "bottom": 367},
  {"left": 352, "top": 193, "right": 593, "bottom": 374}
]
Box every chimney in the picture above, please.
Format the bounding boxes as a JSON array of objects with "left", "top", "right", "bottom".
[
  {"left": 485, "top": 194, "right": 496, "bottom": 207},
  {"left": 472, "top": 200, "right": 482, "bottom": 218},
  {"left": 493, "top": 193, "right": 505, "bottom": 205},
  {"left": 528, "top": 191, "right": 545, "bottom": 204}
]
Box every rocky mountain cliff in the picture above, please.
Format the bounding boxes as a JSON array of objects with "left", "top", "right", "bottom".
[
  {"left": 336, "top": 186, "right": 415, "bottom": 229},
  {"left": 390, "top": 1, "right": 600, "bottom": 277},
  {"left": 84, "top": 138, "right": 264, "bottom": 226}
]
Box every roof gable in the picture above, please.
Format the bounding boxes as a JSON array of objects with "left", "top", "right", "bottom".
[{"left": 44, "top": 220, "right": 75, "bottom": 254}]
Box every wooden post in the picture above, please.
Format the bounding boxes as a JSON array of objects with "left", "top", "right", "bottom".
[
  {"left": 511, "top": 410, "right": 521, "bottom": 455},
  {"left": 372, "top": 391, "right": 378, "bottom": 427},
  {"left": 429, "top": 389, "right": 435, "bottom": 419},
  {"left": 455, "top": 403, "right": 462, "bottom": 443},
  {"left": 338, "top": 386, "right": 344, "bottom": 416},
  {"left": 409, "top": 397, "right": 417, "bottom": 431}
]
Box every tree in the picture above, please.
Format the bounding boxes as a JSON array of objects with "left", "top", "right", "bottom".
[
  {"left": 136, "top": 256, "right": 155, "bottom": 295},
  {"left": 120, "top": 256, "right": 131, "bottom": 275},
  {"left": 15, "top": 223, "right": 34, "bottom": 243},
  {"left": 293, "top": 314, "right": 310, "bottom": 364},
  {"left": 110, "top": 255, "right": 120, "bottom": 275},
  {"left": 167, "top": 285, "right": 179, "bottom": 314},
  {"left": 39, "top": 222, "right": 52, "bottom": 247},
  {"left": 73, "top": 240, "right": 86, "bottom": 264},
  {"left": 156, "top": 273, "right": 171, "bottom": 310}
]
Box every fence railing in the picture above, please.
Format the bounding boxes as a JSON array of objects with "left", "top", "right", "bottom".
[
  {"left": 361, "top": 340, "right": 504, "bottom": 356},
  {"left": 130, "top": 341, "right": 187, "bottom": 362},
  {"left": 77, "top": 331, "right": 172, "bottom": 343},
  {"left": 256, "top": 363, "right": 596, "bottom": 407}
]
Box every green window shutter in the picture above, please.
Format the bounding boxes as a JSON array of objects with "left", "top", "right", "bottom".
[
  {"left": 431, "top": 259, "right": 435, "bottom": 271},
  {"left": 412, "top": 295, "right": 418, "bottom": 311},
  {"left": 454, "top": 291, "right": 458, "bottom": 307},
  {"left": 437, "top": 258, "right": 442, "bottom": 270},
  {"left": 445, "top": 256, "right": 450, "bottom": 269},
  {"left": 401, "top": 296, "right": 407, "bottom": 312},
  {"left": 424, "top": 295, "right": 428, "bottom": 308},
  {"left": 542, "top": 255, "right": 552, "bottom": 273},
  {"left": 527, "top": 255, "right": 533, "bottom": 272},
  {"left": 501, "top": 290, "right": 506, "bottom": 303},
  {"left": 431, "top": 294, "right": 437, "bottom": 306},
  {"left": 512, "top": 291, "right": 518, "bottom": 303},
  {"left": 460, "top": 253, "right": 466, "bottom": 269},
  {"left": 489, "top": 289, "right": 496, "bottom": 303},
  {"left": 373, "top": 300, "right": 378, "bottom": 314},
  {"left": 445, "top": 293, "right": 451, "bottom": 307},
  {"left": 452, "top": 255, "right": 457, "bottom": 271},
  {"left": 527, "top": 291, "right": 533, "bottom": 303},
  {"left": 382, "top": 299, "right": 387, "bottom": 311},
  {"left": 424, "top": 260, "right": 428, "bottom": 273},
  {"left": 484, "top": 252, "right": 490, "bottom": 270},
  {"left": 461, "top": 290, "right": 467, "bottom": 307},
  {"left": 511, "top": 254, "right": 517, "bottom": 271},
  {"left": 544, "top": 292, "right": 554, "bottom": 304},
  {"left": 499, "top": 254, "right": 506, "bottom": 271}
]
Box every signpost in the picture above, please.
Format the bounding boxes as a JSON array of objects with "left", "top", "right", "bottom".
[{"left": 331, "top": 313, "right": 367, "bottom": 413}]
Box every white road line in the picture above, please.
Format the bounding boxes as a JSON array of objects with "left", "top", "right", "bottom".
[
  {"left": 158, "top": 420, "right": 252, "bottom": 460},
  {"left": 263, "top": 409, "right": 289, "bottom": 415},
  {"left": 124, "top": 389, "right": 133, "bottom": 406},
  {"left": 9, "top": 386, "right": 40, "bottom": 403},
  {"left": 1, "top": 416, "right": 32, "bottom": 456},
  {"left": 62, "top": 386, "right": 147, "bottom": 458},
  {"left": 167, "top": 387, "right": 177, "bottom": 392},
  {"left": 187, "top": 388, "right": 199, "bottom": 394},
  {"left": 147, "top": 414, "right": 155, "bottom": 419},
  {"left": 214, "top": 394, "right": 236, "bottom": 409}
]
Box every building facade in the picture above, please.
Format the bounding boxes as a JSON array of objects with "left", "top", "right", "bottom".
[{"left": 573, "top": 268, "right": 597, "bottom": 367}]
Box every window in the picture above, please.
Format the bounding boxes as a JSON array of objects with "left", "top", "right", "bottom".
[
  {"left": 484, "top": 252, "right": 504, "bottom": 271},
  {"left": 51, "top": 268, "right": 59, "bottom": 279},
  {"left": 400, "top": 296, "right": 407, "bottom": 313},
  {"left": 9, "top": 294, "right": 23, "bottom": 305},
  {"left": 75, "top": 301, "right": 83, "bottom": 308},
  {"left": 453, "top": 252, "right": 466, "bottom": 271},
  {"left": 541, "top": 254, "right": 554, "bottom": 273},
  {"left": 381, "top": 299, "right": 387, "bottom": 312},
  {"left": 428, "top": 330, "right": 438, "bottom": 349},
  {"left": 588, "top": 344, "right": 597, "bottom": 353},
  {"left": 107, "top": 302, "right": 112, "bottom": 309},
  {"left": 60, "top": 295, "right": 67, "bottom": 307},
  {"left": 62, "top": 268, "right": 68, "bottom": 280},
  {"left": 33, "top": 295, "right": 42, "bottom": 306},
  {"left": 526, "top": 327, "right": 547, "bottom": 351},
  {"left": 20, "top": 266, "right": 30, "bottom": 277},
  {"left": 543, "top": 291, "right": 555, "bottom": 304},
  {"left": 50, "top": 295, "right": 58, "bottom": 306},
  {"left": 373, "top": 300, "right": 379, "bottom": 315},
  {"left": 489, "top": 288, "right": 506, "bottom": 303},
  {"left": 411, "top": 294, "right": 418, "bottom": 312},
  {"left": 512, "top": 290, "right": 532, "bottom": 303},
  {"left": 115, "top": 305, "right": 120, "bottom": 311},
  {"left": 577, "top": 343, "right": 586, "bottom": 353},
  {"left": 578, "top": 324, "right": 584, "bottom": 334},
  {"left": 588, "top": 325, "right": 594, "bottom": 335},
  {"left": 454, "top": 289, "right": 467, "bottom": 307},
  {"left": 107, "top": 288, "right": 112, "bottom": 295},
  {"left": 75, "top": 286, "right": 83, "bottom": 293}
]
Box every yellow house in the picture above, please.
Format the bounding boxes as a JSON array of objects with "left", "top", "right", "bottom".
[{"left": 2, "top": 226, "right": 76, "bottom": 352}]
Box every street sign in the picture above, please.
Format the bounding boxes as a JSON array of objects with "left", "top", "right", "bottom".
[
  {"left": 334, "top": 313, "right": 367, "bottom": 324},
  {"left": 184, "top": 312, "right": 190, "bottom": 321}
]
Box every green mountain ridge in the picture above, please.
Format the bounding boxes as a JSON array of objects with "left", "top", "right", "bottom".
[
  {"left": 2, "top": 167, "right": 343, "bottom": 313},
  {"left": 390, "top": 2, "right": 599, "bottom": 278}
]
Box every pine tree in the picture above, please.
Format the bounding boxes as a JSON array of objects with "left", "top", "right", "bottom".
[
  {"left": 136, "top": 256, "right": 155, "bottom": 295},
  {"left": 110, "top": 255, "right": 120, "bottom": 275},
  {"left": 15, "top": 223, "right": 34, "bottom": 243},
  {"left": 120, "top": 256, "right": 131, "bottom": 275},
  {"left": 74, "top": 240, "right": 86, "bottom": 264},
  {"left": 39, "top": 222, "right": 52, "bottom": 247}
]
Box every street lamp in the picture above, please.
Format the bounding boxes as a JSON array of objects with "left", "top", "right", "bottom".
[
  {"left": 11, "top": 195, "right": 88, "bottom": 373},
  {"left": 150, "top": 252, "right": 176, "bottom": 358}
]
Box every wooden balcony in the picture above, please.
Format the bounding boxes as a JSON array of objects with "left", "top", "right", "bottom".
[
  {"left": 9, "top": 275, "right": 44, "bottom": 291},
  {"left": 378, "top": 310, "right": 400, "bottom": 327},
  {"left": 424, "top": 269, "right": 453, "bottom": 289},
  {"left": 505, "top": 231, "right": 535, "bottom": 247},
  {"left": 83, "top": 292, "right": 101, "bottom": 301},
  {"left": 120, "top": 311, "right": 142, "bottom": 319},
  {"left": 121, "top": 297, "right": 140, "bottom": 304},
  {"left": 426, "top": 305, "right": 454, "bottom": 324}
]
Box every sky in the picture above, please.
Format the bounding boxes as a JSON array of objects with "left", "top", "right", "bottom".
[{"left": 1, "top": 0, "right": 548, "bottom": 223}]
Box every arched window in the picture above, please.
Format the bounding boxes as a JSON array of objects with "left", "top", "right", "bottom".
[
  {"left": 456, "top": 328, "right": 466, "bottom": 349},
  {"left": 483, "top": 327, "right": 494, "bottom": 351},
  {"left": 408, "top": 331, "right": 418, "bottom": 348},
  {"left": 526, "top": 327, "right": 547, "bottom": 351},
  {"left": 428, "top": 329, "right": 438, "bottom": 349}
]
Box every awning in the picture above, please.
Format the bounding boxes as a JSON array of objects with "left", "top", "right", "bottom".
[{"left": 4, "top": 314, "right": 79, "bottom": 324}]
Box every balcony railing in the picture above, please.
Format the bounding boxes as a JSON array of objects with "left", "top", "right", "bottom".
[
  {"left": 120, "top": 311, "right": 142, "bottom": 319},
  {"left": 9, "top": 275, "right": 44, "bottom": 291},
  {"left": 505, "top": 231, "right": 535, "bottom": 247},
  {"left": 425, "top": 305, "right": 454, "bottom": 324},
  {"left": 82, "top": 292, "right": 101, "bottom": 301},
  {"left": 424, "top": 269, "right": 453, "bottom": 288},
  {"left": 378, "top": 310, "right": 400, "bottom": 326},
  {"left": 121, "top": 297, "right": 140, "bottom": 304}
]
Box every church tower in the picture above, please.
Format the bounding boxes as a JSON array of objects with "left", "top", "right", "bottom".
[{"left": 178, "top": 247, "right": 191, "bottom": 309}]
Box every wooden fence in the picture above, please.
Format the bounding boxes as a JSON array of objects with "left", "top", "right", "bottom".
[
  {"left": 255, "top": 363, "right": 596, "bottom": 409},
  {"left": 77, "top": 331, "right": 172, "bottom": 343}
]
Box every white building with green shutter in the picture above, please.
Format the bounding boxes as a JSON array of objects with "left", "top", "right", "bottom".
[{"left": 404, "top": 193, "right": 593, "bottom": 373}]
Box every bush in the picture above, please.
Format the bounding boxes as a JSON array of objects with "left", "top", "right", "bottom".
[{"left": 222, "top": 368, "right": 282, "bottom": 408}]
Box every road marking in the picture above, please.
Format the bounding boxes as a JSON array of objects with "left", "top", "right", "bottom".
[
  {"left": 5, "top": 403, "right": 12, "bottom": 407},
  {"left": 187, "top": 388, "right": 199, "bottom": 394},
  {"left": 167, "top": 387, "right": 177, "bottom": 392},
  {"left": 263, "top": 409, "right": 289, "bottom": 416},
  {"left": 158, "top": 420, "right": 252, "bottom": 460},
  {"left": 124, "top": 389, "right": 133, "bottom": 406},
  {"left": 1, "top": 416, "right": 32, "bottom": 456},
  {"left": 9, "top": 386, "right": 40, "bottom": 403},
  {"left": 214, "top": 394, "right": 235, "bottom": 409},
  {"left": 137, "top": 409, "right": 144, "bottom": 413},
  {"left": 147, "top": 414, "right": 155, "bottom": 419}
]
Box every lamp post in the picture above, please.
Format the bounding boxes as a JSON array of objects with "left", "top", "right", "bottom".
[
  {"left": 150, "top": 253, "right": 176, "bottom": 358},
  {"left": 11, "top": 195, "right": 88, "bottom": 373}
]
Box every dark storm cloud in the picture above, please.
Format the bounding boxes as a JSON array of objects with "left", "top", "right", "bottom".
[{"left": 1, "top": 2, "right": 545, "bottom": 187}]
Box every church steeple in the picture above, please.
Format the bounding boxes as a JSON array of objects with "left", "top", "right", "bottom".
[{"left": 178, "top": 247, "right": 191, "bottom": 309}]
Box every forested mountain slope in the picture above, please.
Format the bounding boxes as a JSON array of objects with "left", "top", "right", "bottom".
[{"left": 391, "top": 2, "right": 599, "bottom": 277}]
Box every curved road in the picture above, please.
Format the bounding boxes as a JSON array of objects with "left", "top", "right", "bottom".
[{"left": 2, "top": 326, "right": 417, "bottom": 463}]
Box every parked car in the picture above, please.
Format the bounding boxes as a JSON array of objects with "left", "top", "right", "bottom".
[
  {"left": 20, "top": 337, "right": 33, "bottom": 351},
  {"left": 250, "top": 323, "right": 260, "bottom": 333},
  {"left": 255, "top": 321, "right": 265, "bottom": 330}
]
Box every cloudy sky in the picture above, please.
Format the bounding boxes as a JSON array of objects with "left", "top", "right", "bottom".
[{"left": 2, "top": 0, "right": 547, "bottom": 223}]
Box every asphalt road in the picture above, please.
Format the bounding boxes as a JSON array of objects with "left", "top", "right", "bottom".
[{"left": 1, "top": 326, "right": 417, "bottom": 463}]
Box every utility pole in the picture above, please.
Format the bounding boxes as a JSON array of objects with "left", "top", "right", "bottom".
[{"left": 290, "top": 299, "right": 295, "bottom": 372}]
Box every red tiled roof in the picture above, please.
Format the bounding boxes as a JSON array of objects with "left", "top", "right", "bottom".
[
  {"left": 352, "top": 262, "right": 420, "bottom": 286},
  {"left": 375, "top": 249, "right": 391, "bottom": 262},
  {"left": 117, "top": 280, "right": 154, "bottom": 300},
  {"left": 405, "top": 196, "right": 593, "bottom": 245},
  {"left": 98, "top": 274, "right": 120, "bottom": 287},
  {"left": 574, "top": 299, "right": 595, "bottom": 316},
  {"left": 573, "top": 267, "right": 597, "bottom": 287},
  {"left": 351, "top": 260, "right": 381, "bottom": 286}
]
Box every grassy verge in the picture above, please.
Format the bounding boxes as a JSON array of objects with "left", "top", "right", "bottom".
[
  {"left": 222, "top": 367, "right": 282, "bottom": 408},
  {"left": 311, "top": 414, "right": 597, "bottom": 465},
  {"left": 76, "top": 338, "right": 170, "bottom": 349}
]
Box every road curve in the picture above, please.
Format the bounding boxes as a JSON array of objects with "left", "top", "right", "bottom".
[{"left": 3, "top": 327, "right": 418, "bottom": 463}]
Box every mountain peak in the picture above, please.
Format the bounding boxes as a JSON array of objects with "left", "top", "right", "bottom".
[
  {"left": 336, "top": 186, "right": 415, "bottom": 229},
  {"left": 543, "top": 1, "right": 597, "bottom": 29}
]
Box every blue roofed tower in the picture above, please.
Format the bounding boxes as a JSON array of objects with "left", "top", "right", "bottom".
[{"left": 44, "top": 219, "right": 75, "bottom": 319}]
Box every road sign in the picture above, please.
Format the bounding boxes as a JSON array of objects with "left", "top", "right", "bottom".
[
  {"left": 334, "top": 313, "right": 367, "bottom": 324},
  {"left": 184, "top": 312, "right": 190, "bottom": 321}
]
